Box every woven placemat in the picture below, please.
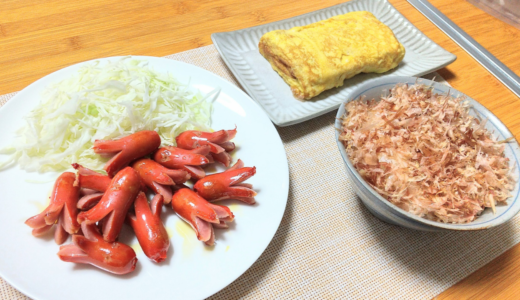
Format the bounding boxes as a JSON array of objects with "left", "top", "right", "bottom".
[{"left": 2, "top": 45, "right": 520, "bottom": 299}]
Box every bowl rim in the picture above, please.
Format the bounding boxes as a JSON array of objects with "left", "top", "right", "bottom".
[{"left": 335, "top": 76, "right": 520, "bottom": 230}]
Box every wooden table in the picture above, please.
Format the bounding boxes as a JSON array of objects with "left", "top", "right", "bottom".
[{"left": 1, "top": 0, "right": 519, "bottom": 298}]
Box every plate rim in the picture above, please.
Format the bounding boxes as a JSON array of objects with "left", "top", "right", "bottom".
[
  {"left": 211, "top": 0, "right": 457, "bottom": 126},
  {"left": 0, "top": 55, "right": 290, "bottom": 300}
]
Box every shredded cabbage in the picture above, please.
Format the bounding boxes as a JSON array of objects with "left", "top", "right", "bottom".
[{"left": 0, "top": 57, "right": 216, "bottom": 172}]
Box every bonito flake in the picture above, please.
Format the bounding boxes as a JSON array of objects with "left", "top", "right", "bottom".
[{"left": 339, "top": 83, "right": 516, "bottom": 223}]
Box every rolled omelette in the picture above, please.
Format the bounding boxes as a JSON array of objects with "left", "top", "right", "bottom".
[{"left": 258, "top": 11, "right": 405, "bottom": 100}]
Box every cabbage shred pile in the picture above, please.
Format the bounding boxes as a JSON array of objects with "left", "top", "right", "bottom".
[
  {"left": 0, "top": 58, "right": 215, "bottom": 172},
  {"left": 340, "top": 83, "right": 516, "bottom": 223}
]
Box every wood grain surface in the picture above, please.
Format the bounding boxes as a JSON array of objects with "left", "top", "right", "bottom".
[{"left": 1, "top": 0, "right": 519, "bottom": 298}]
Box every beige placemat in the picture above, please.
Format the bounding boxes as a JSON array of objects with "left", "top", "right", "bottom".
[{"left": 2, "top": 45, "right": 520, "bottom": 300}]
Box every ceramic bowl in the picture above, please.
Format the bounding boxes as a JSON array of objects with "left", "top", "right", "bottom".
[{"left": 335, "top": 76, "right": 520, "bottom": 231}]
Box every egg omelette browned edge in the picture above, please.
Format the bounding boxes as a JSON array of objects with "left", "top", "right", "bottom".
[{"left": 258, "top": 11, "right": 406, "bottom": 100}]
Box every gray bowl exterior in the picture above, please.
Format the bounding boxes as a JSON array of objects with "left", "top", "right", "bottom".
[
  {"left": 335, "top": 76, "right": 520, "bottom": 231},
  {"left": 342, "top": 161, "right": 443, "bottom": 231}
]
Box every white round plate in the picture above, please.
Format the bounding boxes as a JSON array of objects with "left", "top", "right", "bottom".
[{"left": 0, "top": 56, "right": 289, "bottom": 300}]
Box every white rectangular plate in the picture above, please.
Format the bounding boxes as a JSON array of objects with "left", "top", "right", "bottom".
[{"left": 211, "top": 0, "right": 456, "bottom": 126}]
